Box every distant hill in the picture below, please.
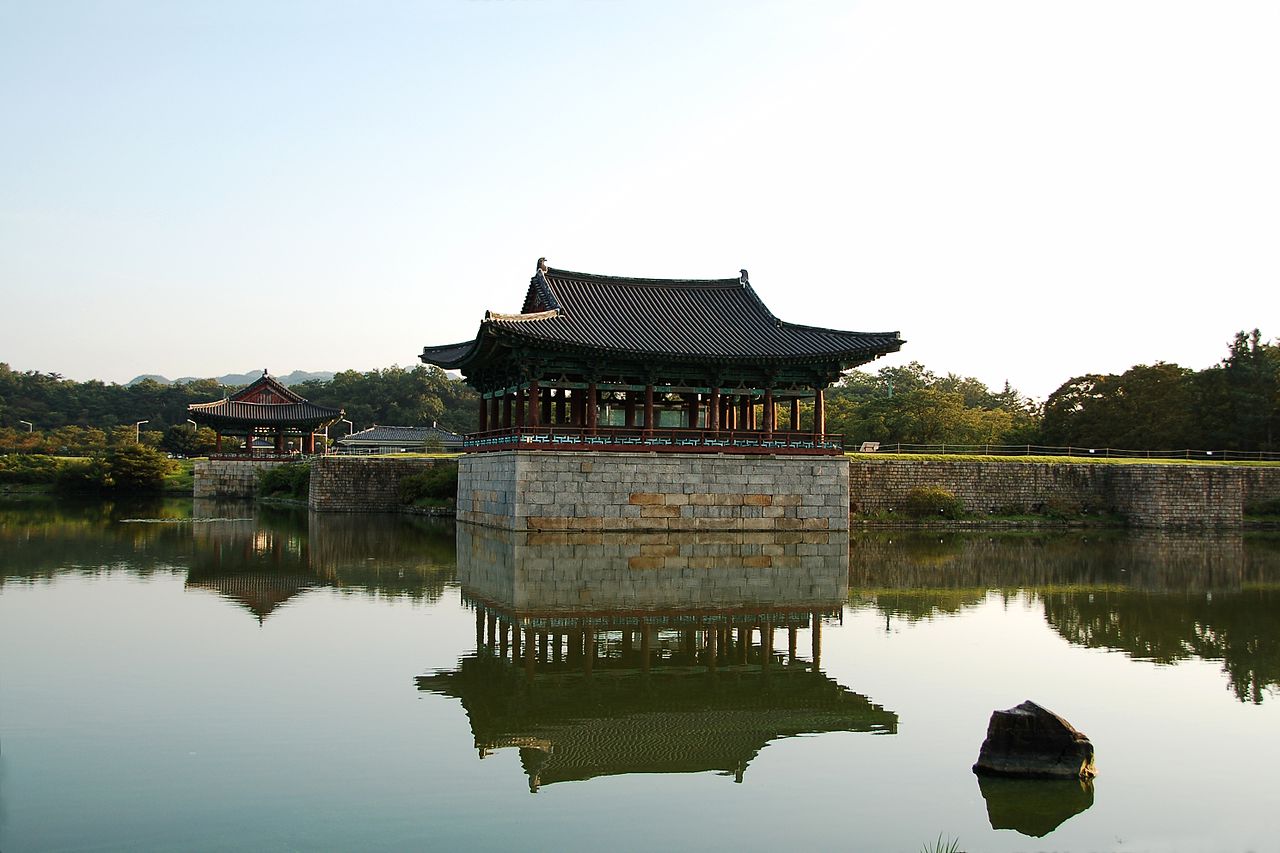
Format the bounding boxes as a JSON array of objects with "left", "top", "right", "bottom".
[{"left": 126, "top": 370, "right": 336, "bottom": 388}]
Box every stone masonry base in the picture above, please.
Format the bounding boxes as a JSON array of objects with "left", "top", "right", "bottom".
[{"left": 458, "top": 451, "right": 850, "bottom": 533}]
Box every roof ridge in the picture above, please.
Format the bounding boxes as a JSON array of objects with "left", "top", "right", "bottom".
[
  {"left": 546, "top": 267, "right": 740, "bottom": 288},
  {"left": 486, "top": 308, "right": 560, "bottom": 322}
]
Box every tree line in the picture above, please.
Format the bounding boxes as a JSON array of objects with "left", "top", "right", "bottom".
[{"left": 2, "top": 330, "right": 1275, "bottom": 454}]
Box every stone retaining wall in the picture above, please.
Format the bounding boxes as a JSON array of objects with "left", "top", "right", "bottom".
[
  {"left": 308, "top": 456, "right": 451, "bottom": 512},
  {"left": 849, "top": 459, "right": 1280, "bottom": 528},
  {"left": 193, "top": 459, "right": 291, "bottom": 499},
  {"left": 459, "top": 451, "right": 850, "bottom": 532}
]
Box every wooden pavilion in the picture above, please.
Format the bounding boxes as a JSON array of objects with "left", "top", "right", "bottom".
[
  {"left": 420, "top": 260, "right": 904, "bottom": 454},
  {"left": 188, "top": 370, "right": 342, "bottom": 456}
]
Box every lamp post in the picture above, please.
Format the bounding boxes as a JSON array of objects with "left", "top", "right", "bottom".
[
  {"left": 134, "top": 420, "right": 149, "bottom": 443},
  {"left": 339, "top": 417, "right": 354, "bottom": 435},
  {"left": 19, "top": 420, "right": 33, "bottom": 433},
  {"left": 186, "top": 419, "right": 198, "bottom": 430}
]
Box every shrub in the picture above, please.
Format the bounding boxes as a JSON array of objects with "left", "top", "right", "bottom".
[
  {"left": 259, "top": 462, "right": 311, "bottom": 499},
  {"left": 398, "top": 462, "right": 458, "bottom": 506},
  {"left": 901, "top": 486, "right": 964, "bottom": 519},
  {"left": 1245, "top": 497, "right": 1280, "bottom": 518},
  {"left": 104, "top": 443, "right": 172, "bottom": 492}
]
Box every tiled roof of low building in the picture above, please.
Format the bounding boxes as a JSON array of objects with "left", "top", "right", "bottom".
[
  {"left": 338, "top": 425, "right": 463, "bottom": 444},
  {"left": 188, "top": 370, "right": 341, "bottom": 428}
]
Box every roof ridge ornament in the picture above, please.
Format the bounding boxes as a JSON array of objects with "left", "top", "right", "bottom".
[{"left": 739, "top": 269, "right": 749, "bottom": 286}]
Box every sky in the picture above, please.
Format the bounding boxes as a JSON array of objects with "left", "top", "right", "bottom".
[{"left": 2, "top": 0, "right": 1276, "bottom": 401}]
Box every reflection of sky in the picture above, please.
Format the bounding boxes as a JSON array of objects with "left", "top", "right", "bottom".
[{"left": 1, "top": 518, "right": 1278, "bottom": 851}]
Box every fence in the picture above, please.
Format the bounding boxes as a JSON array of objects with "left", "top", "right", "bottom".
[{"left": 858, "top": 443, "right": 1280, "bottom": 462}]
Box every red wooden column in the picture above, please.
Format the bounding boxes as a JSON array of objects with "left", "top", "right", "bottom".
[
  {"left": 791, "top": 398, "right": 801, "bottom": 432},
  {"left": 738, "top": 395, "right": 749, "bottom": 431},
  {"left": 490, "top": 395, "right": 500, "bottom": 431},
  {"left": 304, "top": 432, "right": 314, "bottom": 453},
  {"left": 814, "top": 387, "right": 826, "bottom": 438},
  {"left": 555, "top": 389, "right": 566, "bottom": 425},
  {"left": 246, "top": 428, "right": 254, "bottom": 456},
  {"left": 686, "top": 394, "right": 699, "bottom": 428},
  {"left": 586, "top": 380, "right": 598, "bottom": 434},
  {"left": 764, "top": 388, "right": 775, "bottom": 438},
  {"left": 274, "top": 431, "right": 284, "bottom": 453},
  {"left": 709, "top": 387, "right": 721, "bottom": 432},
  {"left": 502, "top": 393, "right": 512, "bottom": 429},
  {"left": 478, "top": 393, "right": 488, "bottom": 432},
  {"left": 215, "top": 432, "right": 222, "bottom": 453},
  {"left": 528, "top": 378, "right": 540, "bottom": 426},
  {"left": 541, "top": 387, "right": 552, "bottom": 425},
  {"left": 644, "top": 384, "right": 655, "bottom": 433},
  {"left": 623, "top": 392, "right": 636, "bottom": 427}
]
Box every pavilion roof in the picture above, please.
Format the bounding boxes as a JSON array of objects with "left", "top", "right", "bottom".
[
  {"left": 421, "top": 266, "right": 904, "bottom": 370},
  {"left": 187, "top": 370, "right": 342, "bottom": 428}
]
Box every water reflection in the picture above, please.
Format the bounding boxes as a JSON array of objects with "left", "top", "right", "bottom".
[
  {"left": 976, "top": 776, "right": 1095, "bottom": 838},
  {"left": 0, "top": 498, "right": 458, "bottom": 613},
  {"left": 851, "top": 531, "right": 1280, "bottom": 703},
  {"left": 419, "top": 525, "right": 896, "bottom": 792}
]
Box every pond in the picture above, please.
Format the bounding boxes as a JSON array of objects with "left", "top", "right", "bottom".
[{"left": 1, "top": 498, "right": 1277, "bottom": 852}]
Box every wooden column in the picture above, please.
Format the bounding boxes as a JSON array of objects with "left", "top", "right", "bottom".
[
  {"left": 748, "top": 398, "right": 757, "bottom": 430},
  {"left": 584, "top": 630, "right": 595, "bottom": 676},
  {"left": 541, "top": 387, "right": 552, "bottom": 425},
  {"left": 640, "top": 621, "right": 650, "bottom": 673},
  {"left": 486, "top": 611, "right": 497, "bottom": 651},
  {"left": 709, "top": 387, "right": 720, "bottom": 432},
  {"left": 475, "top": 606, "right": 484, "bottom": 649},
  {"left": 811, "top": 613, "right": 822, "bottom": 669},
  {"left": 764, "top": 388, "right": 774, "bottom": 437},
  {"left": 624, "top": 392, "right": 636, "bottom": 427},
  {"left": 762, "top": 623, "right": 773, "bottom": 670},
  {"left": 528, "top": 379, "right": 540, "bottom": 426},
  {"left": 490, "top": 395, "right": 500, "bottom": 431},
  {"left": 274, "top": 431, "right": 284, "bottom": 453},
  {"left": 586, "top": 381, "right": 598, "bottom": 433},
  {"left": 644, "top": 385, "right": 655, "bottom": 432},
  {"left": 739, "top": 396, "right": 750, "bottom": 431},
  {"left": 706, "top": 627, "right": 718, "bottom": 672},
  {"left": 304, "top": 432, "right": 314, "bottom": 454},
  {"left": 555, "top": 389, "right": 566, "bottom": 425},
  {"left": 479, "top": 393, "right": 488, "bottom": 432},
  {"left": 687, "top": 394, "right": 700, "bottom": 428},
  {"left": 245, "top": 428, "right": 254, "bottom": 456},
  {"left": 791, "top": 398, "right": 800, "bottom": 432},
  {"left": 502, "top": 393, "right": 512, "bottom": 429},
  {"left": 514, "top": 389, "right": 525, "bottom": 429},
  {"left": 814, "top": 387, "right": 826, "bottom": 438},
  {"left": 215, "top": 432, "right": 222, "bottom": 453},
  {"left": 499, "top": 619, "right": 509, "bottom": 659},
  {"left": 788, "top": 626, "right": 797, "bottom": 663},
  {"left": 524, "top": 628, "right": 536, "bottom": 678}
]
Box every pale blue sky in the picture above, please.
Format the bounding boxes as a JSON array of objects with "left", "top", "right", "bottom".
[{"left": 2, "top": 0, "right": 1276, "bottom": 399}]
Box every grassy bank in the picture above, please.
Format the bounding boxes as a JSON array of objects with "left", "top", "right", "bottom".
[
  {"left": 850, "top": 452, "right": 1280, "bottom": 467},
  {"left": 0, "top": 452, "right": 195, "bottom": 496}
]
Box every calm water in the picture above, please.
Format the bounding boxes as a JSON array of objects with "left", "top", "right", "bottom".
[{"left": 2, "top": 499, "right": 1278, "bottom": 853}]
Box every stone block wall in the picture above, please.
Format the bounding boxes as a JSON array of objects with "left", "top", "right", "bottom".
[
  {"left": 849, "top": 459, "right": 1280, "bottom": 528},
  {"left": 309, "top": 456, "right": 451, "bottom": 512},
  {"left": 193, "top": 459, "right": 291, "bottom": 498},
  {"left": 458, "top": 451, "right": 850, "bottom": 532}
]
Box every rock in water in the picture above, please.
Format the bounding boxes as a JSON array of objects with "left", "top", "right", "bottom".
[{"left": 972, "top": 700, "right": 1096, "bottom": 779}]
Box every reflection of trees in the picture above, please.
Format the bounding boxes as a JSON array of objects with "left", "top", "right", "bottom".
[
  {"left": 1044, "top": 590, "right": 1280, "bottom": 704},
  {"left": 850, "top": 531, "right": 1280, "bottom": 703},
  {"left": 0, "top": 497, "right": 199, "bottom": 583},
  {"left": 1, "top": 499, "right": 458, "bottom": 609}
]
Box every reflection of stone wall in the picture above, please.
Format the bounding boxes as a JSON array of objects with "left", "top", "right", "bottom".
[
  {"left": 459, "top": 450, "right": 849, "bottom": 532},
  {"left": 193, "top": 459, "right": 291, "bottom": 498},
  {"left": 458, "top": 524, "right": 849, "bottom": 612},
  {"left": 849, "top": 531, "right": 1261, "bottom": 593},
  {"left": 849, "top": 459, "right": 1280, "bottom": 528},
  {"left": 308, "top": 456, "right": 450, "bottom": 512}
]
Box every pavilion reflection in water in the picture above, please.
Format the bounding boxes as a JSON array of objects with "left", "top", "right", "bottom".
[
  {"left": 184, "top": 500, "right": 455, "bottom": 620},
  {"left": 418, "top": 524, "right": 897, "bottom": 792}
]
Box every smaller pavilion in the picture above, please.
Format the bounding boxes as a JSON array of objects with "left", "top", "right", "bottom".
[{"left": 188, "top": 370, "right": 343, "bottom": 456}]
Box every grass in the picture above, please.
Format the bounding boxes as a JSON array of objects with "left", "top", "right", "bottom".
[
  {"left": 849, "top": 452, "right": 1280, "bottom": 467},
  {"left": 162, "top": 458, "right": 194, "bottom": 493},
  {"left": 920, "top": 835, "right": 962, "bottom": 853}
]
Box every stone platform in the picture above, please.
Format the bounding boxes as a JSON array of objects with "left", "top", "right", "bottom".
[{"left": 459, "top": 450, "right": 849, "bottom": 532}]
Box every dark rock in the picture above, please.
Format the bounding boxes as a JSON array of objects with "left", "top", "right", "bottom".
[
  {"left": 972, "top": 700, "right": 1096, "bottom": 779},
  {"left": 976, "top": 776, "right": 1094, "bottom": 837}
]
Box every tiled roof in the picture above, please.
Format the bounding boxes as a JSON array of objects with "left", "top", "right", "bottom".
[
  {"left": 338, "top": 425, "right": 463, "bottom": 445},
  {"left": 421, "top": 267, "right": 903, "bottom": 369},
  {"left": 188, "top": 372, "right": 341, "bottom": 427}
]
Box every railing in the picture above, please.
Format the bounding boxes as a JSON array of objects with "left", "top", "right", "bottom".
[
  {"left": 861, "top": 443, "right": 1280, "bottom": 462},
  {"left": 463, "top": 426, "right": 844, "bottom": 455}
]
